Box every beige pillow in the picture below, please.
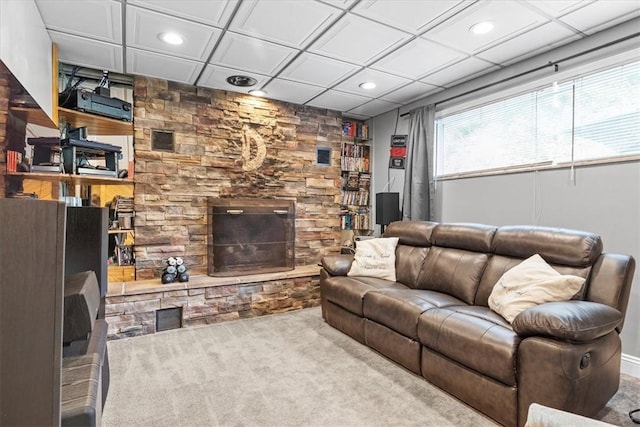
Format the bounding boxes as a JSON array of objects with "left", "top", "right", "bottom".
[
  {"left": 347, "top": 237, "right": 399, "bottom": 281},
  {"left": 488, "top": 254, "right": 585, "bottom": 323}
]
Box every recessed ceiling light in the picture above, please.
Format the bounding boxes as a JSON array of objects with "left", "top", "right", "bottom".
[
  {"left": 359, "top": 82, "right": 376, "bottom": 90},
  {"left": 469, "top": 21, "right": 494, "bottom": 35},
  {"left": 159, "top": 32, "right": 184, "bottom": 45},
  {"left": 226, "top": 75, "right": 257, "bottom": 87},
  {"left": 249, "top": 89, "right": 266, "bottom": 97}
]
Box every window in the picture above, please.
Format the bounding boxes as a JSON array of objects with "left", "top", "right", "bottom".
[{"left": 435, "top": 60, "right": 640, "bottom": 177}]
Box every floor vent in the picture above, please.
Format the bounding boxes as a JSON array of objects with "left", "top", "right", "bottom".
[{"left": 156, "top": 307, "right": 182, "bottom": 332}]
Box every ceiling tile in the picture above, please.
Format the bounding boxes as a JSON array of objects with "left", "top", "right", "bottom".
[
  {"left": 379, "top": 81, "right": 441, "bottom": 104},
  {"left": 198, "top": 64, "right": 270, "bottom": 93},
  {"left": 211, "top": 32, "right": 298, "bottom": 75},
  {"left": 333, "top": 68, "right": 411, "bottom": 97},
  {"left": 50, "top": 31, "right": 123, "bottom": 73},
  {"left": 524, "top": 1, "right": 592, "bottom": 18},
  {"left": 230, "top": 0, "right": 341, "bottom": 48},
  {"left": 127, "top": 0, "right": 238, "bottom": 27},
  {"left": 278, "top": 52, "right": 361, "bottom": 87},
  {"left": 305, "top": 89, "right": 372, "bottom": 112},
  {"left": 371, "top": 37, "right": 466, "bottom": 79},
  {"left": 420, "top": 57, "right": 498, "bottom": 87},
  {"left": 424, "top": 0, "right": 549, "bottom": 54},
  {"left": 35, "top": 0, "right": 122, "bottom": 43},
  {"left": 351, "top": 0, "right": 468, "bottom": 34},
  {"left": 558, "top": 1, "right": 640, "bottom": 34},
  {"left": 126, "top": 5, "right": 221, "bottom": 61},
  {"left": 346, "top": 98, "right": 402, "bottom": 117},
  {"left": 308, "top": 14, "right": 412, "bottom": 65},
  {"left": 262, "top": 78, "right": 325, "bottom": 105},
  {"left": 126, "top": 48, "right": 202, "bottom": 84},
  {"left": 477, "top": 22, "right": 580, "bottom": 65},
  {"left": 317, "top": 0, "right": 358, "bottom": 9}
]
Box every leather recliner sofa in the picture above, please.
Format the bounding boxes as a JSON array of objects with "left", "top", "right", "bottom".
[{"left": 320, "top": 221, "right": 635, "bottom": 427}]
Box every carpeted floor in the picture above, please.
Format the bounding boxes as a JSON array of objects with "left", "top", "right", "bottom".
[{"left": 103, "top": 307, "right": 640, "bottom": 426}]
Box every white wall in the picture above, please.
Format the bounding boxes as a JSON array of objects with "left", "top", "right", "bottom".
[
  {"left": 370, "top": 109, "right": 409, "bottom": 235},
  {"left": 0, "top": 0, "right": 54, "bottom": 120}
]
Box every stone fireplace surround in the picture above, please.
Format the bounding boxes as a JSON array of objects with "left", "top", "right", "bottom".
[
  {"left": 133, "top": 76, "right": 342, "bottom": 280},
  {"left": 104, "top": 76, "right": 343, "bottom": 338}
]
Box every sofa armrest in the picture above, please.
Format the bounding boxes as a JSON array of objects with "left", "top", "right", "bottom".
[
  {"left": 321, "top": 254, "right": 354, "bottom": 276},
  {"left": 512, "top": 301, "right": 622, "bottom": 342}
]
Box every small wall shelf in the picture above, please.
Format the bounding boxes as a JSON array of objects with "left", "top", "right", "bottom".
[
  {"left": 7, "top": 171, "right": 133, "bottom": 186},
  {"left": 58, "top": 107, "right": 133, "bottom": 135}
]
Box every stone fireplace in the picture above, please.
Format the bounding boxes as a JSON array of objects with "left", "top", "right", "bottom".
[
  {"left": 132, "top": 76, "right": 343, "bottom": 279},
  {"left": 208, "top": 198, "right": 295, "bottom": 276}
]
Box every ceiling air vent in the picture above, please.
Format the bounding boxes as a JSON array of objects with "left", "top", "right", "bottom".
[{"left": 152, "top": 130, "right": 174, "bottom": 152}]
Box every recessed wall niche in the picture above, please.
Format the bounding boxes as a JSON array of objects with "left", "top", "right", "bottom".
[
  {"left": 316, "top": 146, "right": 331, "bottom": 166},
  {"left": 151, "top": 130, "right": 174, "bottom": 152}
]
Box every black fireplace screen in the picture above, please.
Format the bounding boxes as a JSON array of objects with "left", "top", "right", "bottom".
[{"left": 207, "top": 198, "right": 295, "bottom": 276}]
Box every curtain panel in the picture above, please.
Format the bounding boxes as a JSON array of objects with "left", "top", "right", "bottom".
[{"left": 402, "top": 105, "right": 435, "bottom": 221}]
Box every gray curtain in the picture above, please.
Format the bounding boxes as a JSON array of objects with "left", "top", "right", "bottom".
[{"left": 402, "top": 105, "right": 435, "bottom": 221}]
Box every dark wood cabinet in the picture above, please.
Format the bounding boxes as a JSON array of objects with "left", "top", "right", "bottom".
[
  {"left": 0, "top": 199, "right": 108, "bottom": 426},
  {"left": 0, "top": 199, "right": 66, "bottom": 426}
]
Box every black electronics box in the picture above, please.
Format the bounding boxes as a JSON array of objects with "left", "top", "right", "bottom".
[{"left": 59, "top": 89, "right": 132, "bottom": 121}]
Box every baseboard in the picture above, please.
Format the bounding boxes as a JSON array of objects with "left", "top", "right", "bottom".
[{"left": 621, "top": 353, "right": 640, "bottom": 378}]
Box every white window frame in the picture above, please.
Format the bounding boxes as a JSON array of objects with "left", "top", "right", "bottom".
[{"left": 434, "top": 49, "right": 640, "bottom": 180}]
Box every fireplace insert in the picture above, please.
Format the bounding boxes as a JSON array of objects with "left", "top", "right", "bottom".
[{"left": 207, "top": 198, "right": 295, "bottom": 276}]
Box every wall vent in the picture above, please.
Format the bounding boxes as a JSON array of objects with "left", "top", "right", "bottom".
[
  {"left": 151, "top": 130, "right": 175, "bottom": 152},
  {"left": 156, "top": 307, "right": 182, "bottom": 332}
]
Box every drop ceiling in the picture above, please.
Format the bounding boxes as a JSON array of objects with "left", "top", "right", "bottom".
[{"left": 35, "top": 0, "right": 640, "bottom": 120}]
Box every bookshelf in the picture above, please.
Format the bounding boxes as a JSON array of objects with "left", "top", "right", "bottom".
[{"left": 340, "top": 120, "right": 371, "bottom": 233}]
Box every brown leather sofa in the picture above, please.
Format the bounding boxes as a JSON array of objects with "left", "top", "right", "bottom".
[{"left": 320, "top": 221, "right": 635, "bottom": 427}]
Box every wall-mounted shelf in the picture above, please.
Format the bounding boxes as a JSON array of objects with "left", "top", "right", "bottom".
[
  {"left": 58, "top": 107, "right": 133, "bottom": 135},
  {"left": 6, "top": 171, "right": 133, "bottom": 186},
  {"left": 9, "top": 106, "right": 57, "bottom": 129}
]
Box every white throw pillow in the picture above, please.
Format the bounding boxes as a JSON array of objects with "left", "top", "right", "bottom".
[
  {"left": 488, "top": 254, "right": 585, "bottom": 323},
  {"left": 347, "top": 237, "right": 399, "bottom": 281}
]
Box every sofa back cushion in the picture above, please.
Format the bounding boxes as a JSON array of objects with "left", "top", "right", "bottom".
[
  {"left": 475, "top": 225, "right": 601, "bottom": 306},
  {"left": 417, "top": 247, "right": 489, "bottom": 304},
  {"left": 491, "top": 225, "right": 602, "bottom": 266},
  {"left": 414, "top": 224, "right": 495, "bottom": 304},
  {"left": 384, "top": 221, "right": 437, "bottom": 287}
]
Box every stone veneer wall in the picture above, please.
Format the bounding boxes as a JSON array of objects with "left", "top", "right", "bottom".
[
  {"left": 133, "top": 76, "right": 342, "bottom": 279},
  {"left": 106, "top": 272, "right": 319, "bottom": 339}
]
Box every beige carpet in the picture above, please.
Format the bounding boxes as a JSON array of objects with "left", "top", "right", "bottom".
[{"left": 103, "top": 307, "right": 639, "bottom": 426}]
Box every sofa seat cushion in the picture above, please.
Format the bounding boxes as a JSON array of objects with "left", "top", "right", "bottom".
[
  {"left": 418, "top": 306, "right": 521, "bottom": 386},
  {"left": 363, "top": 289, "right": 465, "bottom": 339},
  {"left": 322, "top": 276, "right": 407, "bottom": 316}
]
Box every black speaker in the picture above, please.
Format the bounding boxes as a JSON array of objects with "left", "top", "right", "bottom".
[{"left": 376, "top": 192, "right": 400, "bottom": 229}]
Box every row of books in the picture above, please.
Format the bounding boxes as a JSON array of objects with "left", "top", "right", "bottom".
[
  {"left": 5, "top": 150, "right": 22, "bottom": 172},
  {"left": 343, "top": 171, "right": 371, "bottom": 191},
  {"left": 340, "top": 141, "right": 370, "bottom": 172},
  {"left": 342, "top": 121, "right": 369, "bottom": 140},
  {"left": 340, "top": 211, "right": 371, "bottom": 231},
  {"left": 341, "top": 190, "right": 369, "bottom": 206}
]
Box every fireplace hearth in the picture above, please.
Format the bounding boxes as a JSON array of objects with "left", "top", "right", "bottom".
[{"left": 208, "top": 198, "right": 295, "bottom": 276}]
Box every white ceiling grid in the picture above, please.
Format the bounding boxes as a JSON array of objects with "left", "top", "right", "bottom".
[{"left": 34, "top": 0, "right": 640, "bottom": 119}]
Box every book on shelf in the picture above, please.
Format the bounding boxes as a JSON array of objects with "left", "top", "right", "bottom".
[
  {"left": 339, "top": 206, "right": 371, "bottom": 231},
  {"left": 342, "top": 120, "right": 369, "bottom": 140},
  {"left": 340, "top": 141, "right": 370, "bottom": 172},
  {"left": 345, "top": 172, "right": 360, "bottom": 190},
  {"left": 341, "top": 190, "right": 369, "bottom": 206}
]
